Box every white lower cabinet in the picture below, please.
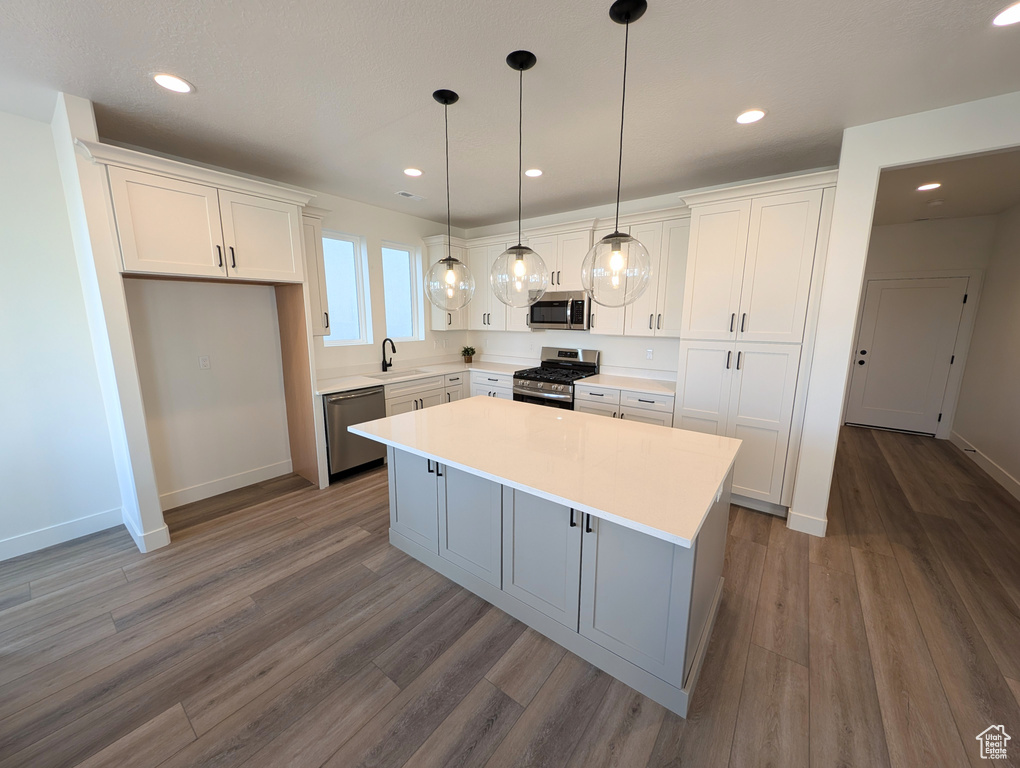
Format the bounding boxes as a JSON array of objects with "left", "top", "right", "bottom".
[
  {"left": 575, "top": 401, "right": 619, "bottom": 419},
  {"left": 469, "top": 371, "right": 513, "bottom": 400},
  {"left": 439, "top": 466, "right": 502, "bottom": 586},
  {"left": 444, "top": 373, "right": 467, "bottom": 403},
  {"left": 385, "top": 376, "right": 446, "bottom": 415},
  {"left": 675, "top": 341, "right": 800, "bottom": 503},
  {"left": 579, "top": 515, "right": 693, "bottom": 687},
  {"left": 502, "top": 490, "right": 582, "bottom": 630},
  {"left": 575, "top": 384, "right": 675, "bottom": 427},
  {"left": 620, "top": 406, "right": 672, "bottom": 427},
  {"left": 389, "top": 451, "right": 439, "bottom": 552}
]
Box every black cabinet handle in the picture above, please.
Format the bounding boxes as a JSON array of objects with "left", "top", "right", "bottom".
[
  {"left": 858, "top": 359, "right": 865, "bottom": 365},
  {"left": 736, "top": 351, "right": 743, "bottom": 370},
  {"left": 585, "top": 514, "right": 593, "bottom": 533},
  {"left": 229, "top": 246, "right": 236, "bottom": 269},
  {"left": 427, "top": 460, "right": 433, "bottom": 474},
  {"left": 657, "top": 313, "right": 662, "bottom": 330},
  {"left": 436, "top": 463, "right": 443, "bottom": 478},
  {"left": 447, "top": 312, "right": 452, "bottom": 326},
  {"left": 730, "top": 313, "right": 736, "bottom": 332},
  {"left": 740, "top": 313, "right": 747, "bottom": 333},
  {"left": 726, "top": 350, "right": 732, "bottom": 369},
  {"left": 860, "top": 350, "right": 867, "bottom": 355},
  {"left": 638, "top": 399, "right": 654, "bottom": 404},
  {"left": 649, "top": 314, "right": 654, "bottom": 330},
  {"left": 590, "top": 392, "right": 604, "bottom": 397},
  {"left": 216, "top": 245, "right": 223, "bottom": 268},
  {"left": 570, "top": 509, "right": 577, "bottom": 527},
  {"left": 323, "top": 312, "right": 329, "bottom": 328}
]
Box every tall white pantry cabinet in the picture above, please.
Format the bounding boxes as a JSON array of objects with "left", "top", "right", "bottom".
[{"left": 674, "top": 174, "right": 836, "bottom": 509}]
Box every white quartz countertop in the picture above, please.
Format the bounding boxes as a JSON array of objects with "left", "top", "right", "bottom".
[
  {"left": 575, "top": 374, "right": 676, "bottom": 395},
  {"left": 349, "top": 397, "right": 740, "bottom": 548},
  {"left": 316, "top": 362, "right": 520, "bottom": 396}
]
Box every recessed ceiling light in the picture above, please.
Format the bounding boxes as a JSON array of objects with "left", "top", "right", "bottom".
[
  {"left": 917, "top": 182, "right": 942, "bottom": 191},
  {"left": 736, "top": 109, "right": 766, "bottom": 124},
  {"left": 152, "top": 73, "right": 194, "bottom": 94},
  {"left": 525, "top": 168, "right": 543, "bottom": 177},
  {"left": 403, "top": 168, "right": 423, "bottom": 177},
  {"left": 994, "top": 1, "right": 1020, "bottom": 25}
]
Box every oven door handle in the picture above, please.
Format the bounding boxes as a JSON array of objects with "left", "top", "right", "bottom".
[{"left": 511, "top": 385, "right": 573, "bottom": 401}]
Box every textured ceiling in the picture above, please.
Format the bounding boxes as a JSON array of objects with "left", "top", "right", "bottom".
[
  {"left": 2, "top": 0, "right": 1020, "bottom": 227},
  {"left": 874, "top": 148, "right": 1020, "bottom": 225}
]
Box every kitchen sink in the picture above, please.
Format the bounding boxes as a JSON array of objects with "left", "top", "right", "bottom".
[{"left": 368, "top": 369, "right": 426, "bottom": 380}]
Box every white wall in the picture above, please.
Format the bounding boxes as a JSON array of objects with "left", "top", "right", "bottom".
[
  {"left": 865, "top": 216, "right": 997, "bottom": 275},
  {"left": 124, "top": 279, "right": 292, "bottom": 509},
  {"left": 309, "top": 192, "right": 469, "bottom": 377},
  {"left": 0, "top": 108, "right": 123, "bottom": 560},
  {"left": 953, "top": 202, "right": 1020, "bottom": 498}
]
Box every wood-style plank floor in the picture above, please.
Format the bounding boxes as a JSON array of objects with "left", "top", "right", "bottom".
[{"left": 1, "top": 426, "right": 1019, "bottom": 767}]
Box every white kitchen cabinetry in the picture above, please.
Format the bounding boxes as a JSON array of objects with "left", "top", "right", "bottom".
[
  {"left": 526, "top": 230, "right": 591, "bottom": 292},
  {"left": 675, "top": 341, "right": 800, "bottom": 503},
  {"left": 623, "top": 222, "right": 665, "bottom": 338},
  {"left": 587, "top": 226, "right": 626, "bottom": 337},
  {"left": 385, "top": 376, "right": 446, "bottom": 415},
  {"left": 502, "top": 490, "right": 582, "bottom": 629},
  {"left": 108, "top": 167, "right": 227, "bottom": 278},
  {"left": 218, "top": 190, "right": 303, "bottom": 282},
  {"left": 656, "top": 219, "right": 691, "bottom": 337},
  {"left": 681, "top": 190, "right": 822, "bottom": 343},
  {"left": 425, "top": 238, "right": 468, "bottom": 331},
  {"left": 575, "top": 384, "right": 674, "bottom": 427},
  {"left": 302, "top": 212, "right": 330, "bottom": 336},
  {"left": 468, "top": 244, "right": 508, "bottom": 331},
  {"left": 439, "top": 466, "right": 503, "bottom": 586},
  {"left": 389, "top": 450, "right": 440, "bottom": 553},
  {"left": 108, "top": 166, "right": 304, "bottom": 283},
  {"left": 470, "top": 371, "right": 513, "bottom": 400},
  {"left": 444, "top": 373, "right": 467, "bottom": 404}
]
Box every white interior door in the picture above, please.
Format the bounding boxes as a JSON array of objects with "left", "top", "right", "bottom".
[{"left": 845, "top": 277, "right": 968, "bottom": 434}]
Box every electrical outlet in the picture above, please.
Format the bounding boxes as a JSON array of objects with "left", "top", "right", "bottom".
[
  {"left": 199, "top": 355, "right": 211, "bottom": 370},
  {"left": 646, "top": 349, "right": 653, "bottom": 360}
]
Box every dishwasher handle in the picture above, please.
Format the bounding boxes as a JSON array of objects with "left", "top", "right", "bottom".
[{"left": 326, "top": 387, "right": 384, "bottom": 404}]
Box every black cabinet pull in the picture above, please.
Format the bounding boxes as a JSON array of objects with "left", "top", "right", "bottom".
[
  {"left": 736, "top": 351, "right": 743, "bottom": 370},
  {"left": 447, "top": 312, "right": 452, "bottom": 326},
  {"left": 216, "top": 245, "right": 223, "bottom": 268},
  {"left": 323, "top": 311, "right": 329, "bottom": 328},
  {"left": 648, "top": 314, "right": 653, "bottom": 330},
  {"left": 638, "top": 399, "right": 654, "bottom": 404},
  {"left": 585, "top": 514, "right": 593, "bottom": 533},
  {"left": 229, "top": 246, "right": 236, "bottom": 268},
  {"left": 740, "top": 313, "right": 747, "bottom": 333},
  {"left": 657, "top": 313, "right": 662, "bottom": 330},
  {"left": 730, "top": 313, "right": 736, "bottom": 332},
  {"left": 590, "top": 392, "right": 603, "bottom": 397},
  {"left": 569, "top": 509, "right": 577, "bottom": 527},
  {"left": 436, "top": 464, "right": 443, "bottom": 477},
  {"left": 427, "top": 460, "right": 433, "bottom": 474},
  {"left": 726, "top": 350, "right": 732, "bottom": 369}
]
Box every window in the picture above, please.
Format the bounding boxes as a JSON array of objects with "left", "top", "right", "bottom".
[
  {"left": 322, "top": 233, "right": 372, "bottom": 346},
  {"left": 381, "top": 243, "right": 424, "bottom": 341}
]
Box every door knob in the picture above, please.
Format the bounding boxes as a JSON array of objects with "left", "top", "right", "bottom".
[
  {"left": 860, "top": 350, "right": 867, "bottom": 355},
  {"left": 858, "top": 360, "right": 865, "bottom": 365}
]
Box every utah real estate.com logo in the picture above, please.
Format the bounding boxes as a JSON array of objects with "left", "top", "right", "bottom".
[{"left": 976, "top": 725, "right": 1011, "bottom": 760}]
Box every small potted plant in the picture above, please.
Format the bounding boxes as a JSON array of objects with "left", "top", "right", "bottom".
[{"left": 461, "top": 345, "right": 476, "bottom": 364}]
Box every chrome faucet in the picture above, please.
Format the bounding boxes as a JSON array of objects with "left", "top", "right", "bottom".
[{"left": 381, "top": 338, "right": 396, "bottom": 372}]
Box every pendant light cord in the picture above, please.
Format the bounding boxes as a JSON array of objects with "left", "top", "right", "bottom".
[
  {"left": 445, "top": 103, "right": 452, "bottom": 259},
  {"left": 518, "top": 68, "right": 524, "bottom": 247},
  {"left": 615, "top": 20, "right": 630, "bottom": 233}
]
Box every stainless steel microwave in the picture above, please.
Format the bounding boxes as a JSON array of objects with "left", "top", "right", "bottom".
[{"left": 528, "top": 291, "right": 590, "bottom": 331}]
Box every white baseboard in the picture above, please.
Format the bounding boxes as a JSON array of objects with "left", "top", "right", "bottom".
[
  {"left": 159, "top": 460, "right": 294, "bottom": 511},
  {"left": 121, "top": 509, "right": 170, "bottom": 553},
  {"left": 786, "top": 509, "right": 828, "bottom": 538},
  {"left": 949, "top": 432, "right": 1020, "bottom": 504},
  {"left": 0, "top": 507, "right": 123, "bottom": 562}
]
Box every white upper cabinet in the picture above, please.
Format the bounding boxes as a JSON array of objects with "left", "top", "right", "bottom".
[
  {"left": 303, "top": 214, "right": 330, "bottom": 336},
  {"left": 681, "top": 200, "right": 751, "bottom": 341},
  {"left": 623, "top": 222, "right": 664, "bottom": 338},
  {"left": 525, "top": 230, "right": 591, "bottom": 292},
  {"left": 219, "top": 191, "right": 303, "bottom": 283},
  {"left": 425, "top": 239, "right": 468, "bottom": 332},
  {"left": 109, "top": 167, "right": 226, "bottom": 278},
  {"left": 681, "top": 189, "right": 823, "bottom": 343},
  {"left": 587, "top": 226, "right": 626, "bottom": 336},
  {"left": 737, "top": 190, "right": 822, "bottom": 343},
  {"left": 106, "top": 160, "right": 306, "bottom": 284},
  {"left": 467, "top": 244, "right": 508, "bottom": 331},
  {"left": 655, "top": 219, "right": 690, "bottom": 337}
]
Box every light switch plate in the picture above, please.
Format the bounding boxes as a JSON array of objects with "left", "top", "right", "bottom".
[{"left": 199, "top": 355, "right": 211, "bottom": 370}]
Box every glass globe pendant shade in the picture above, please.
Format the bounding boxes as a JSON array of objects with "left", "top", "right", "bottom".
[
  {"left": 490, "top": 245, "right": 549, "bottom": 308},
  {"left": 425, "top": 256, "right": 475, "bottom": 311},
  {"left": 581, "top": 232, "right": 652, "bottom": 308}
]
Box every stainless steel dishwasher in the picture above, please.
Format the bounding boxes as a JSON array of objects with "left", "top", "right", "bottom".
[{"left": 324, "top": 387, "right": 387, "bottom": 477}]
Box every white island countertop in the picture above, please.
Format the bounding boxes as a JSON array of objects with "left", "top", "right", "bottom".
[{"left": 350, "top": 397, "right": 741, "bottom": 548}]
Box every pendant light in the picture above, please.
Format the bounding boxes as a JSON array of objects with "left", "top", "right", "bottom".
[
  {"left": 425, "top": 89, "right": 476, "bottom": 311},
  {"left": 490, "top": 51, "right": 549, "bottom": 308},
  {"left": 580, "top": 0, "right": 652, "bottom": 308}
]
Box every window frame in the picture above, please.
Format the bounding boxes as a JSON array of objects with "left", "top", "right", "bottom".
[
  {"left": 321, "top": 231, "right": 374, "bottom": 347},
  {"left": 380, "top": 240, "right": 425, "bottom": 342}
]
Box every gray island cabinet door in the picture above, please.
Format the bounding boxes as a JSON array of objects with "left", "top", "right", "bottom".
[
  {"left": 438, "top": 467, "right": 502, "bottom": 586},
  {"left": 579, "top": 516, "right": 693, "bottom": 687},
  {"left": 390, "top": 450, "right": 439, "bottom": 553},
  {"left": 502, "top": 489, "right": 582, "bottom": 630}
]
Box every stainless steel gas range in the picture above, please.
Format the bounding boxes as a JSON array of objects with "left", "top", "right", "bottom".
[{"left": 512, "top": 347, "right": 600, "bottom": 410}]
